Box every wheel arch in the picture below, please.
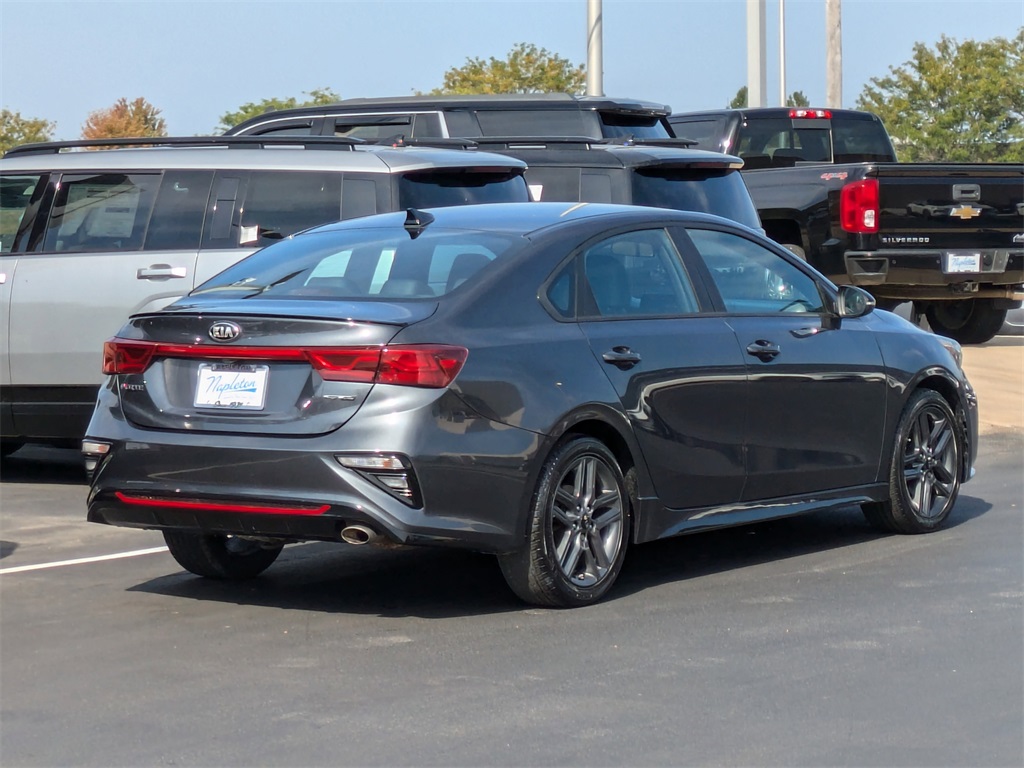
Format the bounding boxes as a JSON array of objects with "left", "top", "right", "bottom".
[{"left": 903, "top": 370, "right": 973, "bottom": 482}]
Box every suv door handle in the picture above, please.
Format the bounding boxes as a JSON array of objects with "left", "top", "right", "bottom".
[
  {"left": 137, "top": 265, "right": 187, "bottom": 280},
  {"left": 602, "top": 346, "right": 642, "bottom": 370},
  {"left": 746, "top": 340, "right": 781, "bottom": 362}
]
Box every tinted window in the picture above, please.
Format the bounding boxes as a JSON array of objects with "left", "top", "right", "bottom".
[
  {"left": 738, "top": 118, "right": 832, "bottom": 165},
  {"left": 331, "top": 114, "right": 415, "bottom": 140},
  {"left": 398, "top": 170, "right": 528, "bottom": 209},
  {"left": 522, "top": 167, "right": 580, "bottom": 202},
  {"left": 240, "top": 171, "right": 342, "bottom": 246},
  {"left": 580, "top": 229, "right": 699, "bottom": 318},
  {"left": 832, "top": 116, "right": 897, "bottom": 162},
  {"left": 600, "top": 113, "right": 671, "bottom": 139},
  {"left": 667, "top": 117, "right": 729, "bottom": 151},
  {"left": 247, "top": 122, "right": 315, "bottom": 136},
  {"left": 0, "top": 174, "right": 42, "bottom": 253},
  {"left": 631, "top": 169, "right": 762, "bottom": 230},
  {"left": 193, "top": 227, "right": 520, "bottom": 299},
  {"left": 144, "top": 171, "right": 213, "bottom": 251},
  {"left": 476, "top": 110, "right": 592, "bottom": 137},
  {"left": 43, "top": 173, "right": 160, "bottom": 252},
  {"left": 686, "top": 228, "right": 824, "bottom": 314}
]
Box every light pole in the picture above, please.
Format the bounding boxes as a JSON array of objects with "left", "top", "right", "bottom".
[
  {"left": 826, "top": 0, "right": 842, "bottom": 106},
  {"left": 747, "top": 0, "right": 767, "bottom": 107},
  {"left": 586, "top": 0, "right": 603, "bottom": 96},
  {"left": 779, "top": 0, "right": 786, "bottom": 106}
]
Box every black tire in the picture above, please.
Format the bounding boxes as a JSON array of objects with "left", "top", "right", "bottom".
[
  {"left": 862, "top": 389, "right": 963, "bottom": 534},
  {"left": 925, "top": 299, "right": 1006, "bottom": 345},
  {"left": 162, "top": 531, "right": 283, "bottom": 579},
  {"left": 498, "top": 436, "right": 631, "bottom": 607}
]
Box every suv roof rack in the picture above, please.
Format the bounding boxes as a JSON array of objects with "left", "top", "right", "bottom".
[
  {"left": 3, "top": 135, "right": 366, "bottom": 157},
  {"left": 374, "top": 135, "right": 481, "bottom": 150},
  {"left": 468, "top": 136, "right": 700, "bottom": 150}
]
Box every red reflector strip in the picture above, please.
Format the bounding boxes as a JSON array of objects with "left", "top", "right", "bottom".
[
  {"left": 789, "top": 108, "right": 832, "bottom": 119},
  {"left": 114, "top": 491, "right": 329, "bottom": 516}
]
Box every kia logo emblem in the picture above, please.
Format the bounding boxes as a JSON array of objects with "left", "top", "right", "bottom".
[{"left": 208, "top": 321, "right": 241, "bottom": 342}]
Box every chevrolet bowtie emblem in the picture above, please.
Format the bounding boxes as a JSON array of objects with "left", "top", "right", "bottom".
[{"left": 950, "top": 204, "right": 981, "bottom": 220}]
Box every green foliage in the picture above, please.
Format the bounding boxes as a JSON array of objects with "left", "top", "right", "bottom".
[
  {"left": 728, "top": 86, "right": 748, "bottom": 109},
  {"left": 787, "top": 90, "right": 810, "bottom": 108},
  {"left": 432, "top": 43, "right": 585, "bottom": 95},
  {"left": 82, "top": 97, "right": 167, "bottom": 140},
  {"left": 856, "top": 30, "right": 1024, "bottom": 162},
  {"left": 217, "top": 87, "right": 340, "bottom": 132},
  {"left": 0, "top": 108, "right": 55, "bottom": 154}
]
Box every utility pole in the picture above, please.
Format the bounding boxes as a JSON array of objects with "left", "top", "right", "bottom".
[
  {"left": 586, "top": 0, "right": 603, "bottom": 96},
  {"left": 779, "top": 0, "right": 786, "bottom": 106},
  {"left": 826, "top": 0, "right": 842, "bottom": 107},
  {"left": 746, "top": 0, "right": 767, "bottom": 107}
]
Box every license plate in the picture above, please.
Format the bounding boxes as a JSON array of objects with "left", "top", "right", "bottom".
[
  {"left": 944, "top": 252, "right": 981, "bottom": 273},
  {"left": 195, "top": 363, "right": 269, "bottom": 410}
]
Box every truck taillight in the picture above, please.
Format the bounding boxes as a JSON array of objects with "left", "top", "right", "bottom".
[
  {"left": 840, "top": 179, "right": 880, "bottom": 233},
  {"left": 101, "top": 339, "right": 468, "bottom": 388},
  {"left": 790, "top": 109, "right": 832, "bottom": 119}
]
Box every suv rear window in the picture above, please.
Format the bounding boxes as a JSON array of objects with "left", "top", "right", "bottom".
[
  {"left": 397, "top": 170, "right": 529, "bottom": 209},
  {"left": 631, "top": 169, "right": 762, "bottom": 231},
  {"left": 193, "top": 227, "right": 520, "bottom": 299}
]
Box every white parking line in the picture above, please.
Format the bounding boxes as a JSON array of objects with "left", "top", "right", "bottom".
[{"left": 0, "top": 546, "right": 169, "bottom": 575}]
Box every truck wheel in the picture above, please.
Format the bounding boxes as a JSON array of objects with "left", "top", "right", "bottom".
[
  {"left": 862, "top": 389, "right": 963, "bottom": 534},
  {"left": 163, "top": 531, "right": 283, "bottom": 579},
  {"left": 925, "top": 299, "right": 1006, "bottom": 344},
  {"left": 498, "top": 437, "right": 631, "bottom": 607}
]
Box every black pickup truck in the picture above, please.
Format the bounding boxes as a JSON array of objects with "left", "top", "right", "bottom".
[{"left": 668, "top": 107, "right": 1024, "bottom": 343}]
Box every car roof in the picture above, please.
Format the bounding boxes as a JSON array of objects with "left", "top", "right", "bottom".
[
  {"left": 310, "top": 201, "right": 739, "bottom": 238},
  {"left": 0, "top": 142, "right": 528, "bottom": 174},
  {"left": 669, "top": 107, "right": 879, "bottom": 121}
]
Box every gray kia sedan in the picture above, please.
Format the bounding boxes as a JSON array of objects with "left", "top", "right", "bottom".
[{"left": 85, "top": 203, "right": 979, "bottom": 607}]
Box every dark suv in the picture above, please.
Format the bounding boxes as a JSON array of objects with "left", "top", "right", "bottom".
[{"left": 225, "top": 94, "right": 674, "bottom": 141}]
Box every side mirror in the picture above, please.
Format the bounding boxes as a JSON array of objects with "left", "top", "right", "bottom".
[{"left": 836, "top": 285, "right": 875, "bottom": 318}]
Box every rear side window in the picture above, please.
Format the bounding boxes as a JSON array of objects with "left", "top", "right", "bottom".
[
  {"left": 239, "top": 171, "right": 342, "bottom": 246},
  {"left": 43, "top": 173, "right": 160, "bottom": 252},
  {"left": 144, "top": 171, "right": 213, "bottom": 251},
  {"left": 193, "top": 227, "right": 519, "bottom": 300},
  {"left": 476, "top": 110, "right": 593, "bottom": 138},
  {"left": 0, "top": 174, "right": 43, "bottom": 253},
  {"left": 579, "top": 229, "right": 700, "bottom": 318},
  {"left": 631, "top": 169, "right": 762, "bottom": 230},
  {"left": 686, "top": 228, "right": 824, "bottom": 314},
  {"left": 599, "top": 113, "right": 671, "bottom": 139},
  {"left": 398, "top": 170, "right": 529, "bottom": 209}
]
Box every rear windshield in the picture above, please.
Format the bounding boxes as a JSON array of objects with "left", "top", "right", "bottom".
[
  {"left": 193, "top": 227, "right": 521, "bottom": 300},
  {"left": 600, "top": 113, "right": 672, "bottom": 139},
  {"left": 398, "top": 170, "right": 530, "bottom": 209},
  {"left": 631, "top": 169, "right": 762, "bottom": 231}
]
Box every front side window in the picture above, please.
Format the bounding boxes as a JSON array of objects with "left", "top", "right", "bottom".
[
  {"left": 686, "top": 228, "right": 824, "bottom": 314},
  {"left": 43, "top": 173, "right": 160, "bottom": 252},
  {"left": 0, "top": 174, "right": 43, "bottom": 253},
  {"left": 580, "top": 229, "right": 699, "bottom": 318}
]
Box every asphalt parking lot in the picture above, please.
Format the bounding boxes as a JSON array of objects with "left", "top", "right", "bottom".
[{"left": 1, "top": 337, "right": 1021, "bottom": 767}]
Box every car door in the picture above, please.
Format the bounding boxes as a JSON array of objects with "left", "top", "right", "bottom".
[
  {"left": 679, "top": 225, "right": 887, "bottom": 501},
  {"left": 7, "top": 170, "right": 205, "bottom": 396},
  {"left": 573, "top": 227, "right": 749, "bottom": 511}
]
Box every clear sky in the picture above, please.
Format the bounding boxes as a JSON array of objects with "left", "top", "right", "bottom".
[{"left": 1, "top": 0, "right": 1021, "bottom": 139}]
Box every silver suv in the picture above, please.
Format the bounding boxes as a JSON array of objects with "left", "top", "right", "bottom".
[{"left": 0, "top": 136, "right": 529, "bottom": 453}]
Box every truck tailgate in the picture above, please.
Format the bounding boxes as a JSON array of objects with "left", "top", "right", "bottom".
[{"left": 875, "top": 163, "right": 1024, "bottom": 249}]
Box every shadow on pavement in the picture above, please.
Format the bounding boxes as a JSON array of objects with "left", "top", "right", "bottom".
[
  {"left": 127, "top": 494, "right": 992, "bottom": 619},
  {"left": 0, "top": 445, "right": 88, "bottom": 486}
]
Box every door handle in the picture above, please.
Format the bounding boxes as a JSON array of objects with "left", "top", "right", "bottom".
[
  {"left": 602, "top": 346, "right": 642, "bottom": 370},
  {"left": 137, "top": 265, "right": 187, "bottom": 280},
  {"left": 746, "top": 340, "right": 781, "bottom": 362}
]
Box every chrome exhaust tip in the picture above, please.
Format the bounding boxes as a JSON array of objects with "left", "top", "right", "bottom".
[{"left": 340, "top": 524, "right": 378, "bottom": 546}]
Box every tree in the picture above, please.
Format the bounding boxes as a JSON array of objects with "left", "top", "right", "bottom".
[
  {"left": 432, "top": 43, "right": 585, "bottom": 95},
  {"left": 217, "top": 88, "right": 340, "bottom": 132},
  {"left": 786, "top": 91, "right": 810, "bottom": 108},
  {"left": 728, "top": 86, "right": 748, "bottom": 108},
  {"left": 856, "top": 30, "right": 1024, "bottom": 162},
  {"left": 82, "top": 97, "right": 167, "bottom": 140},
  {"left": 1, "top": 109, "right": 55, "bottom": 154}
]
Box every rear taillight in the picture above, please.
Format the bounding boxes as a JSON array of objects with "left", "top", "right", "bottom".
[
  {"left": 101, "top": 339, "right": 468, "bottom": 389},
  {"left": 840, "top": 178, "right": 880, "bottom": 233},
  {"left": 790, "top": 108, "right": 832, "bottom": 119}
]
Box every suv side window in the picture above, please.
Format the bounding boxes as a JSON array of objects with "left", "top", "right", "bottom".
[
  {"left": 144, "top": 171, "right": 213, "bottom": 251},
  {"left": 580, "top": 229, "right": 699, "bottom": 318},
  {"left": 0, "top": 174, "right": 43, "bottom": 253},
  {"left": 686, "top": 228, "right": 824, "bottom": 314},
  {"left": 43, "top": 173, "right": 160, "bottom": 253},
  {"left": 239, "top": 171, "right": 342, "bottom": 246}
]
